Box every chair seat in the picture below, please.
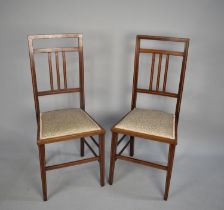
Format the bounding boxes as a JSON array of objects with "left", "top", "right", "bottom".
[
  {"left": 40, "top": 108, "right": 101, "bottom": 139},
  {"left": 114, "top": 108, "right": 175, "bottom": 139}
]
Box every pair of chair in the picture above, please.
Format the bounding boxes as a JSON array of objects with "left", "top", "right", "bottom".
[{"left": 28, "top": 34, "right": 189, "bottom": 201}]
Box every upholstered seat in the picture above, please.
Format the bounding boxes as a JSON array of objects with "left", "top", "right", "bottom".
[
  {"left": 114, "top": 108, "right": 175, "bottom": 139},
  {"left": 40, "top": 108, "right": 101, "bottom": 139}
]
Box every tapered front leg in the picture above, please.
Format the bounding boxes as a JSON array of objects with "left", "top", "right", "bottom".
[
  {"left": 129, "top": 136, "right": 135, "bottom": 157},
  {"left": 38, "top": 144, "right": 47, "bottom": 201},
  {"left": 99, "top": 134, "right": 105, "bottom": 186},
  {"left": 80, "top": 137, "right": 85, "bottom": 157},
  {"left": 164, "top": 144, "right": 176, "bottom": 200},
  {"left": 108, "top": 132, "right": 118, "bottom": 185}
]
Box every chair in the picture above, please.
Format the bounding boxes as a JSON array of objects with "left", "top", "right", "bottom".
[
  {"left": 109, "top": 35, "right": 189, "bottom": 200},
  {"left": 28, "top": 34, "right": 105, "bottom": 201}
]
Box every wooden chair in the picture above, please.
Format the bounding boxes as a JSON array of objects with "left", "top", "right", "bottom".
[
  {"left": 109, "top": 35, "right": 189, "bottom": 200},
  {"left": 28, "top": 34, "right": 105, "bottom": 201}
]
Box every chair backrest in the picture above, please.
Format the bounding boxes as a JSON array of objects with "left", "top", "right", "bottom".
[
  {"left": 131, "top": 35, "right": 190, "bottom": 126},
  {"left": 28, "top": 33, "right": 85, "bottom": 122}
]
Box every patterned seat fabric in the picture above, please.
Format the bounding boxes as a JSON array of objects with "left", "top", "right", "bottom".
[
  {"left": 114, "top": 108, "right": 175, "bottom": 139},
  {"left": 40, "top": 108, "right": 101, "bottom": 139}
]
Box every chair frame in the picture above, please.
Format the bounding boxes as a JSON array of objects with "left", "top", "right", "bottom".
[
  {"left": 109, "top": 35, "right": 189, "bottom": 200},
  {"left": 28, "top": 33, "right": 105, "bottom": 201}
]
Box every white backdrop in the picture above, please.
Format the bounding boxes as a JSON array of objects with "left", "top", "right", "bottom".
[{"left": 0, "top": 0, "right": 224, "bottom": 209}]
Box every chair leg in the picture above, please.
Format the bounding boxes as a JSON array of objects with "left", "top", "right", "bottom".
[
  {"left": 108, "top": 132, "right": 118, "bottom": 185},
  {"left": 99, "top": 134, "right": 105, "bottom": 186},
  {"left": 80, "top": 137, "right": 85, "bottom": 157},
  {"left": 164, "top": 144, "right": 176, "bottom": 201},
  {"left": 129, "top": 136, "right": 135, "bottom": 157},
  {"left": 38, "top": 144, "right": 47, "bottom": 201}
]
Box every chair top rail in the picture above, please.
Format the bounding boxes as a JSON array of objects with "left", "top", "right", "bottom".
[
  {"left": 28, "top": 33, "right": 82, "bottom": 40},
  {"left": 137, "top": 35, "right": 190, "bottom": 43}
]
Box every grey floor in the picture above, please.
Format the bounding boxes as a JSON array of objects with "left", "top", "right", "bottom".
[{"left": 0, "top": 120, "right": 224, "bottom": 210}]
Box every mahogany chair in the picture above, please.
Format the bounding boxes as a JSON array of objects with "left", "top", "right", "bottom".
[
  {"left": 28, "top": 34, "right": 105, "bottom": 201},
  {"left": 109, "top": 35, "right": 189, "bottom": 200}
]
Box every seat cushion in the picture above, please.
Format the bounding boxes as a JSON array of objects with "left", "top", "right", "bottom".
[
  {"left": 40, "top": 108, "right": 101, "bottom": 139},
  {"left": 114, "top": 108, "right": 175, "bottom": 139}
]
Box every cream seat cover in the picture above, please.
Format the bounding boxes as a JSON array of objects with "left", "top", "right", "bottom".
[
  {"left": 115, "top": 108, "right": 175, "bottom": 139},
  {"left": 40, "top": 108, "right": 101, "bottom": 139}
]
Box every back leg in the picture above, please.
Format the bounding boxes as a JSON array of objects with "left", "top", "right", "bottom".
[
  {"left": 80, "top": 137, "right": 85, "bottom": 157},
  {"left": 129, "top": 136, "right": 135, "bottom": 156}
]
